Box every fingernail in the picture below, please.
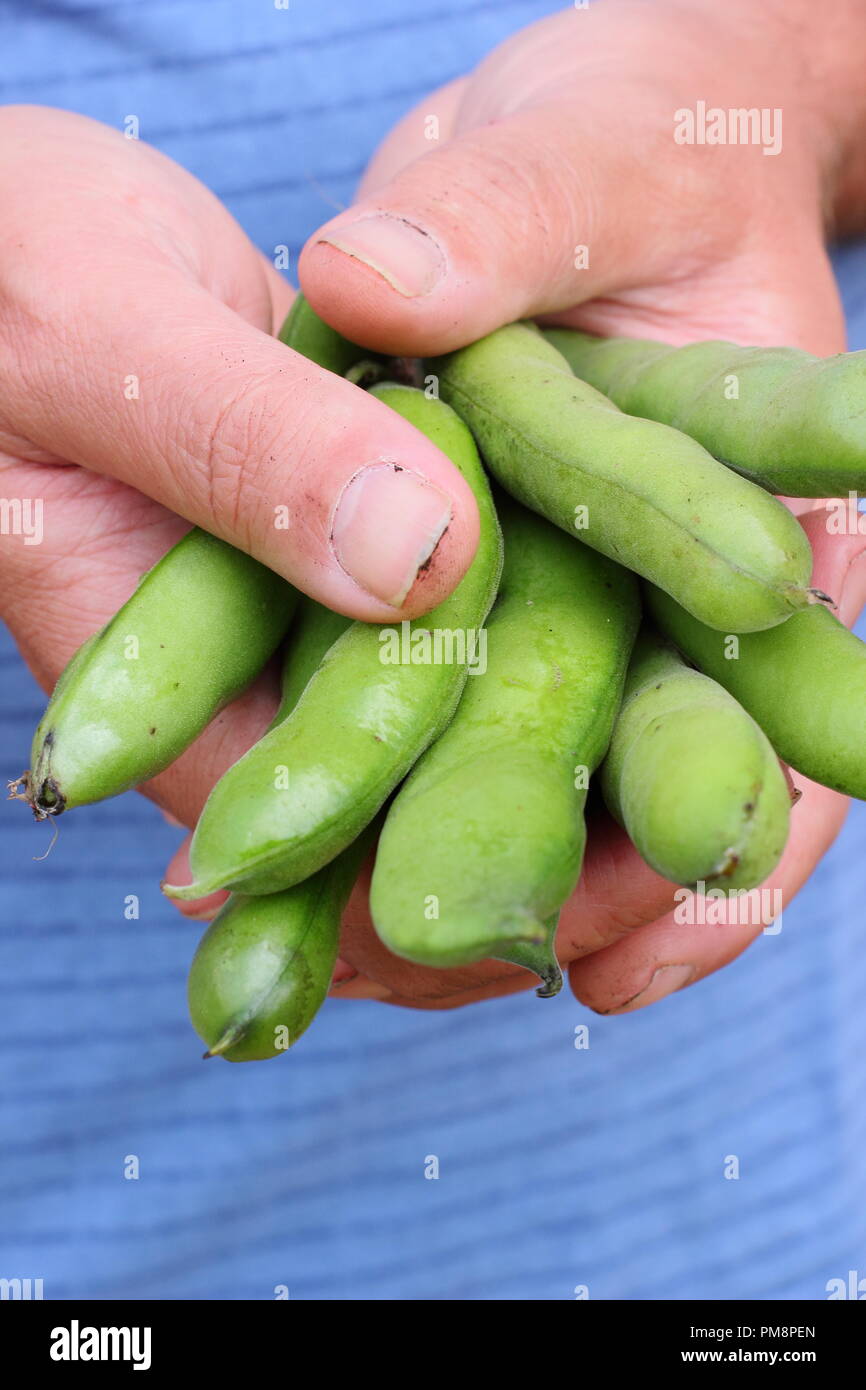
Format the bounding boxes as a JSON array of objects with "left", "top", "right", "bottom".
[
  {"left": 331, "top": 463, "right": 452, "bottom": 606},
  {"left": 318, "top": 214, "right": 445, "bottom": 297},
  {"left": 607, "top": 964, "right": 696, "bottom": 1015},
  {"left": 329, "top": 958, "right": 359, "bottom": 988}
]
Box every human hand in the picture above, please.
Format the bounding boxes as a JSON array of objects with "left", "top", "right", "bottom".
[
  {"left": 279, "top": 0, "right": 866, "bottom": 1008},
  {"left": 0, "top": 105, "right": 480, "bottom": 828}
]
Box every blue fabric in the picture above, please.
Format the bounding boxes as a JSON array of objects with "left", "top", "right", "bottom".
[{"left": 1, "top": 0, "right": 865, "bottom": 1301}]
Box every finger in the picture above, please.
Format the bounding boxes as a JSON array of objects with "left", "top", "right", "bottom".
[
  {"left": 258, "top": 255, "right": 296, "bottom": 336},
  {"left": 555, "top": 810, "right": 685, "bottom": 958},
  {"left": 162, "top": 835, "right": 230, "bottom": 922},
  {"left": 4, "top": 276, "right": 478, "bottom": 621},
  {"left": 0, "top": 115, "right": 478, "bottom": 620},
  {"left": 298, "top": 100, "right": 690, "bottom": 356},
  {"left": 324, "top": 807, "right": 680, "bottom": 1007},
  {"left": 798, "top": 504, "right": 866, "bottom": 620},
  {"left": 330, "top": 854, "right": 533, "bottom": 1006}
]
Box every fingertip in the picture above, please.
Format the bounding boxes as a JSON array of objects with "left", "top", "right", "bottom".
[
  {"left": 797, "top": 505, "right": 866, "bottom": 623},
  {"left": 329, "top": 461, "right": 455, "bottom": 610},
  {"left": 299, "top": 220, "right": 483, "bottom": 357},
  {"left": 163, "top": 838, "right": 227, "bottom": 921},
  {"left": 316, "top": 213, "right": 446, "bottom": 300},
  {"left": 297, "top": 217, "right": 445, "bottom": 355},
  {"left": 316, "top": 388, "right": 482, "bottom": 620}
]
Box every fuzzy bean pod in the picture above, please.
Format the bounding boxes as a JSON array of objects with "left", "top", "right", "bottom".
[
  {"left": 600, "top": 630, "right": 790, "bottom": 889},
  {"left": 369, "top": 499, "right": 640, "bottom": 993},
  {"left": 269, "top": 601, "right": 353, "bottom": 729},
  {"left": 186, "top": 835, "right": 370, "bottom": 1063},
  {"left": 435, "top": 322, "right": 813, "bottom": 632},
  {"left": 545, "top": 328, "right": 866, "bottom": 498},
  {"left": 187, "top": 602, "right": 372, "bottom": 1062},
  {"left": 646, "top": 584, "right": 866, "bottom": 799},
  {"left": 20, "top": 529, "right": 296, "bottom": 816},
  {"left": 165, "top": 384, "right": 502, "bottom": 899}
]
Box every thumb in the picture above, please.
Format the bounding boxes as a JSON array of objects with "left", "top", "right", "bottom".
[
  {"left": 7, "top": 264, "right": 478, "bottom": 622},
  {"left": 298, "top": 106, "right": 646, "bottom": 356}
]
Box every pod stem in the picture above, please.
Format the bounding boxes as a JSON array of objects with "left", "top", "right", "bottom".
[
  {"left": 344, "top": 359, "right": 392, "bottom": 390},
  {"left": 344, "top": 357, "right": 423, "bottom": 390},
  {"left": 7, "top": 772, "right": 29, "bottom": 805},
  {"left": 493, "top": 913, "right": 563, "bottom": 998},
  {"left": 7, "top": 771, "right": 64, "bottom": 823}
]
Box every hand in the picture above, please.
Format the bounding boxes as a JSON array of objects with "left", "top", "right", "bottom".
[
  {"left": 277, "top": 0, "right": 866, "bottom": 1009},
  {"left": 0, "top": 106, "right": 479, "bottom": 828}
]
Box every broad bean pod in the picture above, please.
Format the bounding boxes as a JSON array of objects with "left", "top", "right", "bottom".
[
  {"left": 434, "top": 323, "right": 813, "bottom": 632},
  {"left": 601, "top": 629, "right": 790, "bottom": 889},
  {"left": 188, "top": 601, "right": 371, "bottom": 1062},
  {"left": 20, "top": 529, "right": 296, "bottom": 816},
  {"left": 369, "top": 498, "right": 640, "bottom": 993},
  {"left": 545, "top": 328, "right": 866, "bottom": 498},
  {"left": 646, "top": 585, "right": 866, "bottom": 799}
]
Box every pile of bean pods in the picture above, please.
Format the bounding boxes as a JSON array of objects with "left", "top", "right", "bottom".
[{"left": 12, "top": 295, "right": 866, "bottom": 1061}]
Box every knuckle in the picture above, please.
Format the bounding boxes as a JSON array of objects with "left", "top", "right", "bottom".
[{"left": 180, "top": 372, "right": 284, "bottom": 542}]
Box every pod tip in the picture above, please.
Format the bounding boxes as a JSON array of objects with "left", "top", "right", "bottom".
[
  {"left": 534, "top": 962, "right": 564, "bottom": 999},
  {"left": 162, "top": 879, "right": 209, "bottom": 902},
  {"left": 201, "top": 1025, "right": 246, "bottom": 1061},
  {"left": 492, "top": 913, "right": 564, "bottom": 999},
  {"left": 808, "top": 587, "right": 835, "bottom": 608}
]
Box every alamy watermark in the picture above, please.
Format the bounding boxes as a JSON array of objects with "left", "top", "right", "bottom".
[
  {"left": 50, "top": 1321, "right": 151, "bottom": 1371},
  {"left": 674, "top": 884, "right": 783, "bottom": 934},
  {"left": 379, "top": 621, "right": 487, "bottom": 675},
  {"left": 674, "top": 101, "right": 782, "bottom": 157},
  {"left": 0, "top": 497, "right": 43, "bottom": 545},
  {"left": 0, "top": 1276, "right": 43, "bottom": 1299},
  {"left": 824, "top": 492, "right": 866, "bottom": 534},
  {"left": 826, "top": 1270, "right": 866, "bottom": 1299}
]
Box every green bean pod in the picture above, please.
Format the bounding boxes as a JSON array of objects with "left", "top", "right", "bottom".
[
  {"left": 646, "top": 584, "right": 866, "bottom": 799},
  {"left": 545, "top": 328, "right": 866, "bottom": 498},
  {"left": 269, "top": 601, "right": 353, "bottom": 729},
  {"left": 600, "top": 630, "right": 790, "bottom": 889},
  {"left": 165, "top": 384, "right": 503, "bottom": 900},
  {"left": 434, "top": 322, "right": 812, "bottom": 632},
  {"left": 277, "top": 291, "right": 370, "bottom": 375},
  {"left": 20, "top": 530, "right": 296, "bottom": 816},
  {"left": 188, "top": 604, "right": 372, "bottom": 1063},
  {"left": 369, "top": 499, "right": 640, "bottom": 993},
  {"left": 187, "top": 833, "right": 370, "bottom": 1062}
]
